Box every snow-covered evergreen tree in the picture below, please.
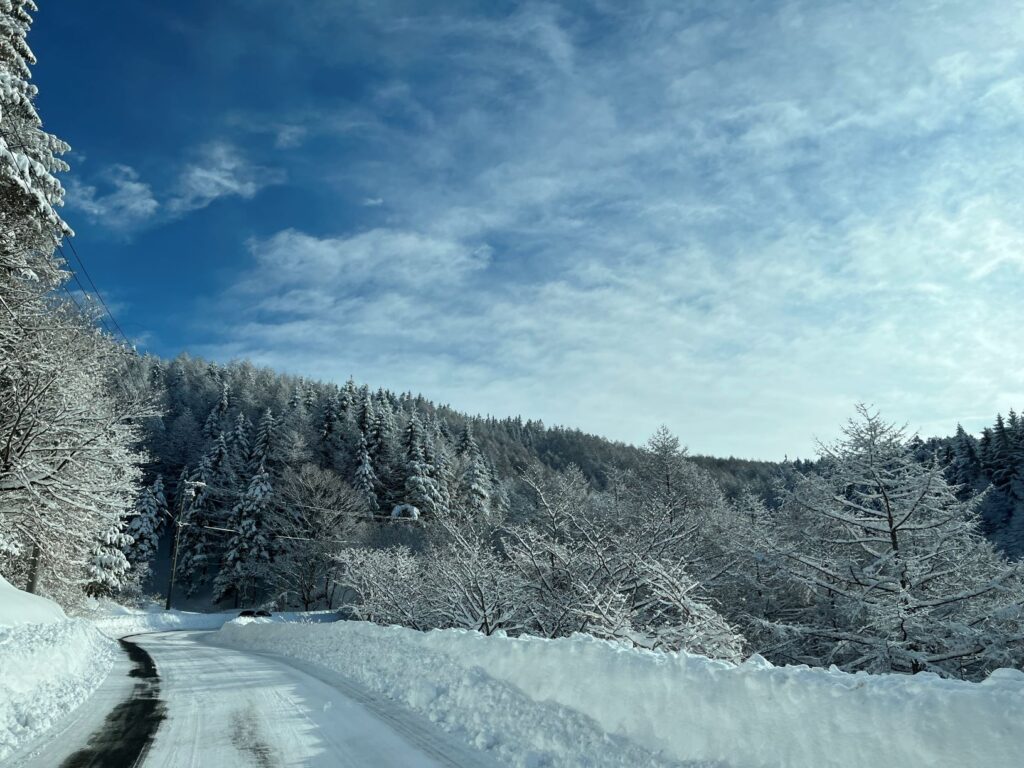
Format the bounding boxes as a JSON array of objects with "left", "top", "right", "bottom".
[
  {"left": 177, "top": 435, "right": 233, "bottom": 593},
  {"left": 85, "top": 521, "right": 134, "bottom": 597},
  {"left": 403, "top": 447, "right": 445, "bottom": 519},
  {"left": 125, "top": 475, "right": 167, "bottom": 567},
  {"left": 249, "top": 408, "right": 276, "bottom": 475},
  {"left": 354, "top": 432, "right": 380, "bottom": 515},
  {"left": 215, "top": 465, "right": 273, "bottom": 607},
  {"left": 458, "top": 451, "right": 493, "bottom": 519},
  {"left": 229, "top": 410, "right": 253, "bottom": 480},
  {"left": 769, "top": 406, "right": 1024, "bottom": 678}
]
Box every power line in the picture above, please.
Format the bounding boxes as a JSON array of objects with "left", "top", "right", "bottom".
[
  {"left": 56, "top": 239, "right": 130, "bottom": 344},
  {"left": 195, "top": 481, "right": 375, "bottom": 519},
  {"left": 54, "top": 243, "right": 113, "bottom": 335},
  {"left": 60, "top": 279, "right": 115, "bottom": 336},
  {"left": 161, "top": 508, "right": 357, "bottom": 546}
]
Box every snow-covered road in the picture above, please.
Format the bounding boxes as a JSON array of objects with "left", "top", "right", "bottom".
[{"left": 14, "top": 630, "right": 491, "bottom": 768}]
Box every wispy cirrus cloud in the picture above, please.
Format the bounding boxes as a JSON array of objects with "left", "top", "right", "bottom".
[
  {"left": 65, "top": 142, "right": 284, "bottom": 235},
  {"left": 65, "top": 165, "right": 159, "bottom": 233},
  {"left": 167, "top": 142, "right": 285, "bottom": 214},
  {"left": 194, "top": 0, "right": 1024, "bottom": 457}
]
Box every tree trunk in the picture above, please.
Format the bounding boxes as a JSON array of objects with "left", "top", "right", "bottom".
[{"left": 25, "top": 542, "right": 43, "bottom": 594}]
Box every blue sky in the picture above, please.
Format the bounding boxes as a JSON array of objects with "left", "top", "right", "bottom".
[{"left": 31, "top": 0, "right": 1024, "bottom": 459}]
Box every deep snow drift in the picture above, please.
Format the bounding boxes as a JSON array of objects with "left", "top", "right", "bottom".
[
  {"left": 216, "top": 620, "right": 1024, "bottom": 768},
  {"left": 0, "top": 575, "right": 66, "bottom": 627},
  {"left": 0, "top": 582, "right": 239, "bottom": 762},
  {"left": 0, "top": 578, "right": 115, "bottom": 762}
]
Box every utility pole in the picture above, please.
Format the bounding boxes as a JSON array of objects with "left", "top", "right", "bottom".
[{"left": 165, "top": 479, "right": 202, "bottom": 611}]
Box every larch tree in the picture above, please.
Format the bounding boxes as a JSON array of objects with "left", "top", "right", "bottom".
[
  {"left": 769, "top": 406, "right": 1024, "bottom": 678},
  {"left": 269, "top": 463, "right": 367, "bottom": 610}
]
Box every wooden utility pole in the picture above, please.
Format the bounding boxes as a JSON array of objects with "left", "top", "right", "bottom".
[{"left": 165, "top": 480, "right": 202, "bottom": 610}]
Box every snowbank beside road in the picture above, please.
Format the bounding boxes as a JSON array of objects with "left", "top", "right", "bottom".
[
  {"left": 0, "top": 575, "right": 66, "bottom": 627},
  {"left": 216, "top": 620, "right": 1024, "bottom": 768},
  {"left": 87, "top": 604, "right": 236, "bottom": 638},
  {"left": 0, "top": 617, "right": 115, "bottom": 761},
  {"left": 84, "top": 601, "right": 340, "bottom": 639},
  {"left": 215, "top": 621, "right": 697, "bottom": 768}
]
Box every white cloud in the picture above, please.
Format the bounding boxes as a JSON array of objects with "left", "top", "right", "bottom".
[
  {"left": 274, "top": 125, "right": 308, "bottom": 149},
  {"left": 167, "top": 142, "right": 285, "bottom": 214},
  {"left": 242, "top": 228, "right": 489, "bottom": 294},
  {"left": 203, "top": 0, "right": 1024, "bottom": 458},
  {"left": 65, "top": 165, "right": 158, "bottom": 232},
  {"left": 66, "top": 142, "right": 284, "bottom": 234}
]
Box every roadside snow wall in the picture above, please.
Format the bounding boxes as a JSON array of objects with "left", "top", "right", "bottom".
[
  {"left": 0, "top": 618, "right": 116, "bottom": 761},
  {"left": 216, "top": 620, "right": 1024, "bottom": 768},
  {"left": 89, "top": 605, "right": 236, "bottom": 638}
]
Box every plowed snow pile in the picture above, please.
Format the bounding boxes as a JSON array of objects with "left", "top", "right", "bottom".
[
  {"left": 0, "top": 577, "right": 116, "bottom": 761},
  {"left": 216, "top": 620, "right": 1024, "bottom": 768}
]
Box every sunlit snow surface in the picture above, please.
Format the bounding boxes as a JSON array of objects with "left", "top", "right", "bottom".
[
  {"left": 4, "top": 585, "right": 1023, "bottom": 768},
  {"left": 0, "top": 578, "right": 112, "bottom": 761},
  {"left": 0, "top": 575, "right": 66, "bottom": 627},
  {"left": 217, "top": 620, "right": 1024, "bottom": 768}
]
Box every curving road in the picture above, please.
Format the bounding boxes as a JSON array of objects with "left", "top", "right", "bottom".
[{"left": 14, "top": 630, "right": 491, "bottom": 768}]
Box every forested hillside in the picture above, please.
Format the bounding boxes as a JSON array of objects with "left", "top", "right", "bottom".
[
  {"left": 915, "top": 414, "right": 1024, "bottom": 557},
  {"left": 1, "top": 0, "right": 1022, "bottom": 691},
  {"left": 128, "top": 353, "right": 781, "bottom": 603}
]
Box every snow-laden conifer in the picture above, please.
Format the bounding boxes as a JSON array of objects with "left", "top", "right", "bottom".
[
  {"left": 125, "top": 475, "right": 167, "bottom": 566},
  {"left": 768, "top": 406, "right": 1024, "bottom": 677},
  {"left": 215, "top": 464, "right": 273, "bottom": 607}
]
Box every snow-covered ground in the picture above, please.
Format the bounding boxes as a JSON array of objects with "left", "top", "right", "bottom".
[
  {"left": 0, "top": 576, "right": 116, "bottom": 762},
  {"left": 82, "top": 601, "right": 238, "bottom": 638},
  {"left": 0, "top": 579, "right": 243, "bottom": 762},
  {"left": 0, "top": 575, "right": 67, "bottom": 627},
  {"left": 216, "top": 620, "right": 1024, "bottom": 768},
  {"left": 4, "top": 564, "right": 1023, "bottom": 768},
  {"left": 14, "top": 630, "right": 498, "bottom": 768}
]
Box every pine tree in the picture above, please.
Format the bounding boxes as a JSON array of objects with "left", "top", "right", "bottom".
[
  {"left": 354, "top": 432, "right": 380, "bottom": 515},
  {"left": 85, "top": 522, "right": 134, "bottom": 597},
  {"left": 126, "top": 475, "right": 167, "bottom": 566},
  {"left": 215, "top": 465, "right": 273, "bottom": 607},
  {"left": 249, "top": 408, "right": 276, "bottom": 475},
  {"left": 229, "top": 410, "right": 253, "bottom": 479}
]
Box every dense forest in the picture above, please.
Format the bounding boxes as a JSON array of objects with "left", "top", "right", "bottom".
[{"left": 1, "top": 0, "right": 1022, "bottom": 686}]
